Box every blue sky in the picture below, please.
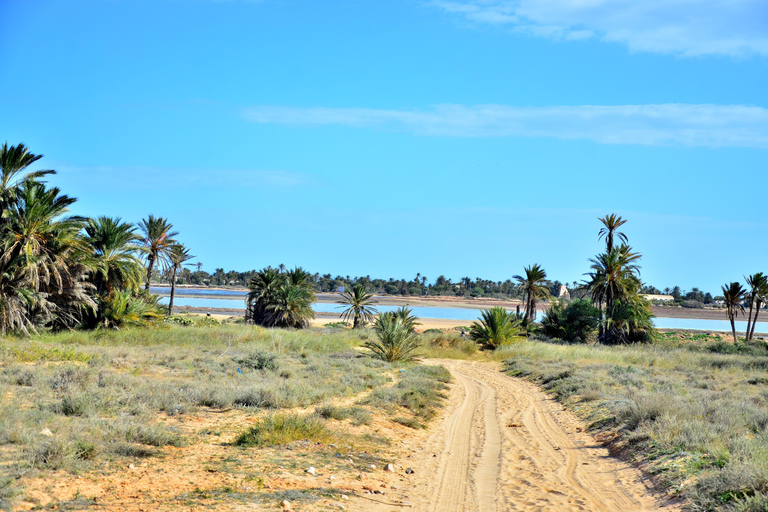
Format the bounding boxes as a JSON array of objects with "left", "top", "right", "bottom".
[{"left": 1, "top": 0, "right": 767, "bottom": 293}]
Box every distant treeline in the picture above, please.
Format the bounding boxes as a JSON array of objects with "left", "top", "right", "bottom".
[{"left": 158, "top": 266, "right": 720, "bottom": 305}]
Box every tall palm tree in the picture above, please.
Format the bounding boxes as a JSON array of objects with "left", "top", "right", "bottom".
[
  {"left": 597, "top": 214, "right": 628, "bottom": 253},
  {"left": 84, "top": 217, "right": 144, "bottom": 296},
  {"left": 138, "top": 215, "right": 178, "bottom": 291},
  {"left": 513, "top": 264, "right": 550, "bottom": 325},
  {"left": 750, "top": 278, "right": 768, "bottom": 341},
  {"left": 722, "top": 282, "right": 746, "bottom": 343},
  {"left": 744, "top": 273, "right": 767, "bottom": 341},
  {"left": 338, "top": 283, "right": 378, "bottom": 328},
  {"left": 166, "top": 244, "right": 195, "bottom": 315},
  {"left": 585, "top": 245, "right": 642, "bottom": 319}
]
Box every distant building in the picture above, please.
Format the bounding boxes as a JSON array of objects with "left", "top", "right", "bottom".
[
  {"left": 558, "top": 285, "right": 570, "bottom": 300},
  {"left": 641, "top": 294, "right": 674, "bottom": 302}
]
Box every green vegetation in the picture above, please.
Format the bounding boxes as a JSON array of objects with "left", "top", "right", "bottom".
[
  {"left": 138, "top": 214, "right": 178, "bottom": 292},
  {"left": 337, "top": 283, "right": 378, "bottom": 328},
  {"left": 245, "top": 266, "right": 316, "bottom": 328},
  {"left": 234, "top": 413, "right": 333, "bottom": 447},
  {"left": 364, "top": 308, "right": 421, "bottom": 361},
  {"left": 514, "top": 264, "right": 550, "bottom": 325},
  {"left": 494, "top": 335, "right": 768, "bottom": 511},
  {"left": 362, "top": 365, "right": 451, "bottom": 427},
  {"left": 469, "top": 306, "right": 523, "bottom": 348},
  {"left": 0, "top": 143, "right": 205, "bottom": 335},
  {"left": 722, "top": 282, "right": 746, "bottom": 343},
  {"left": 0, "top": 323, "right": 451, "bottom": 508},
  {"left": 540, "top": 299, "right": 600, "bottom": 343},
  {"left": 166, "top": 243, "right": 195, "bottom": 315}
]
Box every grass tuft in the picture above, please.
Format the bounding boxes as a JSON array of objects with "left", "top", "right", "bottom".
[{"left": 234, "top": 413, "right": 333, "bottom": 447}]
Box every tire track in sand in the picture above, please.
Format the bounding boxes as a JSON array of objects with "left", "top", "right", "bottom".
[{"left": 381, "top": 360, "right": 676, "bottom": 512}]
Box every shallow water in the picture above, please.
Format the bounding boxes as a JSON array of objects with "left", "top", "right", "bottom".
[{"left": 157, "top": 294, "right": 768, "bottom": 334}]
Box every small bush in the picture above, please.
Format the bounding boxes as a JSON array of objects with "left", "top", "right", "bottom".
[
  {"left": 316, "top": 405, "right": 372, "bottom": 425},
  {"left": 234, "top": 413, "right": 332, "bottom": 447},
  {"left": 237, "top": 351, "right": 279, "bottom": 371},
  {"left": 49, "top": 366, "right": 89, "bottom": 392},
  {"left": 2, "top": 367, "right": 34, "bottom": 386}
]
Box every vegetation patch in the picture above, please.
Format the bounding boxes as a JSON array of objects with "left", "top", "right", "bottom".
[
  {"left": 497, "top": 338, "right": 768, "bottom": 510},
  {"left": 234, "top": 413, "right": 333, "bottom": 447}
]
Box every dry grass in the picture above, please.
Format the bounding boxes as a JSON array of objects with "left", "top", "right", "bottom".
[
  {"left": 491, "top": 333, "right": 768, "bottom": 511},
  {"left": 0, "top": 322, "right": 451, "bottom": 510}
]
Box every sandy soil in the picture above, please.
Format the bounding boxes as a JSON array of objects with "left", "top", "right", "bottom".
[
  {"left": 19, "top": 361, "right": 676, "bottom": 511},
  {"left": 369, "top": 360, "right": 677, "bottom": 512}
]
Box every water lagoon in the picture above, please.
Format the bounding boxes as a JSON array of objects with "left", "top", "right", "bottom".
[{"left": 157, "top": 294, "right": 768, "bottom": 334}]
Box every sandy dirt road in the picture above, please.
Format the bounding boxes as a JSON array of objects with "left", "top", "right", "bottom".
[{"left": 368, "top": 360, "right": 675, "bottom": 512}]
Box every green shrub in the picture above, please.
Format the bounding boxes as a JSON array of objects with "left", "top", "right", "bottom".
[
  {"left": 234, "top": 413, "right": 332, "bottom": 447},
  {"left": 541, "top": 299, "right": 600, "bottom": 343},
  {"left": 237, "top": 351, "right": 279, "bottom": 371},
  {"left": 469, "top": 307, "right": 522, "bottom": 348}
]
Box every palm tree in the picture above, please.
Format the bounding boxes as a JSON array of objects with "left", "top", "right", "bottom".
[
  {"left": 722, "top": 282, "right": 746, "bottom": 343},
  {"left": 338, "top": 283, "right": 378, "bottom": 328},
  {"left": 166, "top": 244, "right": 195, "bottom": 315},
  {"left": 584, "top": 245, "right": 644, "bottom": 344},
  {"left": 246, "top": 267, "right": 283, "bottom": 324},
  {"left": 0, "top": 180, "right": 94, "bottom": 333},
  {"left": 246, "top": 266, "right": 316, "bottom": 328},
  {"left": 84, "top": 217, "right": 144, "bottom": 296},
  {"left": 597, "top": 214, "right": 628, "bottom": 253},
  {"left": 750, "top": 278, "right": 768, "bottom": 341},
  {"left": 0, "top": 142, "right": 54, "bottom": 205},
  {"left": 513, "top": 264, "right": 550, "bottom": 325},
  {"left": 585, "top": 246, "right": 642, "bottom": 318},
  {"left": 265, "top": 284, "right": 315, "bottom": 328},
  {"left": 469, "top": 306, "right": 522, "bottom": 349},
  {"left": 744, "top": 273, "right": 767, "bottom": 341},
  {"left": 365, "top": 312, "right": 420, "bottom": 362},
  {"left": 138, "top": 215, "right": 178, "bottom": 291}
]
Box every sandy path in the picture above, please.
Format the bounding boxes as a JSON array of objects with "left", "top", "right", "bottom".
[{"left": 371, "top": 360, "right": 675, "bottom": 512}]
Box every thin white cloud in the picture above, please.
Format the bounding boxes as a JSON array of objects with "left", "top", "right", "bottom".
[
  {"left": 241, "top": 103, "right": 768, "bottom": 148},
  {"left": 429, "top": 0, "right": 768, "bottom": 57}
]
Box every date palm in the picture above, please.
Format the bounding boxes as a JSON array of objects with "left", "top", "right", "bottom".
[
  {"left": 513, "top": 264, "right": 550, "bottom": 325},
  {"left": 166, "top": 244, "right": 195, "bottom": 315},
  {"left": 0, "top": 142, "right": 54, "bottom": 207},
  {"left": 338, "top": 283, "right": 378, "bottom": 328},
  {"left": 365, "top": 312, "right": 420, "bottom": 362},
  {"left": 84, "top": 217, "right": 144, "bottom": 296},
  {"left": 138, "top": 215, "right": 178, "bottom": 291},
  {"left": 585, "top": 245, "right": 642, "bottom": 319},
  {"left": 722, "top": 282, "right": 746, "bottom": 343},
  {"left": 469, "top": 306, "right": 522, "bottom": 348},
  {"left": 598, "top": 214, "right": 628, "bottom": 253},
  {"left": 750, "top": 278, "right": 768, "bottom": 341},
  {"left": 0, "top": 180, "right": 93, "bottom": 333},
  {"left": 265, "top": 284, "right": 315, "bottom": 328},
  {"left": 744, "top": 273, "right": 767, "bottom": 341}
]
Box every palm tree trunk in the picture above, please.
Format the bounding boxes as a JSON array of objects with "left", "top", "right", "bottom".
[
  {"left": 746, "top": 296, "right": 754, "bottom": 341},
  {"left": 145, "top": 257, "right": 154, "bottom": 291},
  {"left": 751, "top": 301, "right": 762, "bottom": 341},
  {"left": 168, "top": 267, "right": 177, "bottom": 316},
  {"left": 353, "top": 310, "right": 360, "bottom": 329},
  {"left": 730, "top": 312, "right": 738, "bottom": 343}
]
